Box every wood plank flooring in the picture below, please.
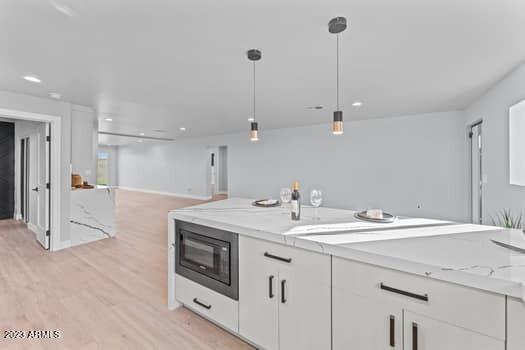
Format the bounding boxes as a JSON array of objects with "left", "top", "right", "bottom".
[{"left": 0, "top": 190, "right": 253, "bottom": 350}]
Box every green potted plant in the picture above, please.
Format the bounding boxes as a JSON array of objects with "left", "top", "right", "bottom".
[{"left": 491, "top": 209, "right": 524, "bottom": 231}]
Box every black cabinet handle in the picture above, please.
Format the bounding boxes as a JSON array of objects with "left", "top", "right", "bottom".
[
  {"left": 268, "top": 275, "right": 275, "bottom": 298},
  {"left": 264, "top": 252, "right": 292, "bottom": 263},
  {"left": 412, "top": 322, "right": 418, "bottom": 350},
  {"left": 380, "top": 283, "right": 429, "bottom": 302},
  {"left": 389, "top": 315, "right": 395, "bottom": 347},
  {"left": 32, "top": 187, "right": 39, "bottom": 192},
  {"left": 281, "top": 280, "right": 287, "bottom": 303},
  {"left": 193, "top": 298, "right": 211, "bottom": 310}
]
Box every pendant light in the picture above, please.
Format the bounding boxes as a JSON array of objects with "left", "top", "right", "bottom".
[
  {"left": 247, "top": 49, "right": 262, "bottom": 141},
  {"left": 329, "top": 17, "right": 347, "bottom": 135}
]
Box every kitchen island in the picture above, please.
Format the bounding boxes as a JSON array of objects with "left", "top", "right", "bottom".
[
  {"left": 168, "top": 198, "right": 525, "bottom": 350},
  {"left": 70, "top": 186, "right": 116, "bottom": 246}
]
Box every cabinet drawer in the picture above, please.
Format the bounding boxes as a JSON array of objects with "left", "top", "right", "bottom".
[
  {"left": 333, "top": 257, "right": 505, "bottom": 340},
  {"left": 175, "top": 274, "right": 239, "bottom": 333},
  {"left": 240, "top": 235, "right": 311, "bottom": 269}
]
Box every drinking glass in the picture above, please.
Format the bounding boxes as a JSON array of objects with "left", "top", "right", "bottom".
[
  {"left": 310, "top": 189, "right": 323, "bottom": 220},
  {"left": 280, "top": 188, "right": 292, "bottom": 204}
]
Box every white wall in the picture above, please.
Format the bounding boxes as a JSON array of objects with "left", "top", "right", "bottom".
[
  {"left": 0, "top": 90, "right": 72, "bottom": 244},
  {"left": 71, "top": 105, "right": 97, "bottom": 184},
  {"left": 465, "top": 61, "right": 525, "bottom": 222},
  {"left": 119, "top": 111, "right": 468, "bottom": 221}
]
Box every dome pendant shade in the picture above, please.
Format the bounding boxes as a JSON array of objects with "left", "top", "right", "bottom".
[
  {"left": 250, "top": 122, "right": 259, "bottom": 141},
  {"left": 332, "top": 111, "right": 343, "bottom": 135}
]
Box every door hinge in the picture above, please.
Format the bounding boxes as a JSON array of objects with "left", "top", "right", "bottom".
[
  {"left": 46, "top": 135, "right": 51, "bottom": 142},
  {"left": 46, "top": 183, "right": 50, "bottom": 189},
  {"left": 468, "top": 131, "right": 473, "bottom": 139},
  {"left": 46, "top": 230, "right": 51, "bottom": 237}
]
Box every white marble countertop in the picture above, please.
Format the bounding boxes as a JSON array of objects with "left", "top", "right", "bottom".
[{"left": 170, "top": 198, "right": 525, "bottom": 301}]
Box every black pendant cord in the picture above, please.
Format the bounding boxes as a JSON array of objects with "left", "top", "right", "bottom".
[
  {"left": 253, "top": 61, "right": 256, "bottom": 122},
  {"left": 336, "top": 33, "right": 340, "bottom": 111}
]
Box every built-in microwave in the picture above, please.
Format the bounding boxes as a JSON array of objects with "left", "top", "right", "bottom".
[{"left": 175, "top": 220, "right": 238, "bottom": 300}]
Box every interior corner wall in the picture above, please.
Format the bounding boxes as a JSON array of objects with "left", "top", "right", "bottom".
[
  {"left": 118, "top": 110, "right": 468, "bottom": 221},
  {"left": 0, "top": 90, "right": 72, "bottom": 244},
  {"left": 464, "top": 62, "right": 525, "bottom": 222}
]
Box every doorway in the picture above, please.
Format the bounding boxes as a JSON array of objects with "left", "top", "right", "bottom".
[
  {"left": 17, "top": 125, "right": 50, "bottom": 249},
  {"left": 20, "top": 137, "right": 29, "bottom": 222},
  {"left": 0, "top": 121, "right": 15, "bottom": 220},
  {"left": 207, "top": 146, "right": 228, "bottom": 200},
  {"left": 0, "top": 108, "right": 61, "bottom": 251},
  {"left": 470, "top": 121, "right": 483, "bottom": 224},
  {"left": 97, "top": 151, "right": 109, "bottom": 186}
]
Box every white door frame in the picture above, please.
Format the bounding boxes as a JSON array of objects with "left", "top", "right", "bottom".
[
  {"left": 0, "top": 108, "right": 62, "bottom": 251},
  {"left": 469, "top": 120, "right": 483, "bottom": 224}
]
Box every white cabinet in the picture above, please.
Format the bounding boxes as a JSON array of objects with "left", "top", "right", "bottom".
[
  {"left": 333, "top": 290, "right": 402, "bottom": 350},
  {"left": 238, "top": 239, "right": 279, "bottom": 349},
  {"left": 507, "top": 297, "right": 525, "bottom": 350},
  {"left": 175, "top": 274, "right": 239, "bottom": 332},
  {"left": 332, "top": 257, "right": 506, "bottom": 350},
  {"left": 239, "top": 236, "right": 331, "bottom": 350},
  {"left": 404, "top": 311, "right": 504, "bottom": 350}
]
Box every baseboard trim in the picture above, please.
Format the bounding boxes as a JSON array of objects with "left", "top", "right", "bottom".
[
  {"left": 53, "top": 240, "right": 71, "bottom": 251},
  {"left": 117, "top": 186, "right": 212, "bottom": 201},
  {"left": 27, "top": 223, "right": 44, "bottom": 236}
]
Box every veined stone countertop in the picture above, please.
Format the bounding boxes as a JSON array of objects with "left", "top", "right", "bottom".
[
  {"left": 169, "top": 198, "right": 525, "bottom": 302},
  {"left": 70, "top": 186, "right": 116, "bottom": 246}
]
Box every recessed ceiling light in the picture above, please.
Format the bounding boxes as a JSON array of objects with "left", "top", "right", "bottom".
[
  {"left": 139, "top": 132, "right": 145, "bottom": 136},
  {"left": 352, "top": 101, "right": 362, "bottom": 107},
  {"left": 23, "top": 75, "right": 41, "bottom": 83},
  {"left": 179, "top": 127, "right": 186, "bottom": 131},
  {"left": 104, "top": 118, "right": 113, "bottom": 122},
  {"left": 49, "top": 92, "right": 61, "bottom": 99},
  {"left": 52, "top": 1, "right": 74, "bottom": 17},
  {"left": 247, "top": 117, "right": 255, "bottom": 122},
  {"left": 306, "top": 105, "right": 324, "bottom": 110}
]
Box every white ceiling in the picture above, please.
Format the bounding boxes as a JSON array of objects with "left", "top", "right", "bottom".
[{"left": 1, "top": 0, "right": 525, "bottom": 142}]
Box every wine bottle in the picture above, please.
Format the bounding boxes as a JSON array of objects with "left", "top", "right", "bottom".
[{"left": 291, "top": 181, "right": 301, "bottom": 221}]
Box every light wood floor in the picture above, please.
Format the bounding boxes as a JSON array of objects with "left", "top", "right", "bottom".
[{"left": 0, "top": 190, "right": 253, "bottom": 350}]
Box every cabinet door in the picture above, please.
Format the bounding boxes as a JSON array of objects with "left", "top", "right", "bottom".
[
  {"left": 239, "top": 237, "right": 279, "bottom": 350},
  {"left": 333, "top": 288, "right": 402, "bottom": 350},
  {"left": 278, "top": 250, "right": 331, "bottom": 350},
  {"left": 404, "top": 311, "right": 504, "bottom": 350},
  {"left": 508, "top": 297, "right": 525, "bottom": 350}
]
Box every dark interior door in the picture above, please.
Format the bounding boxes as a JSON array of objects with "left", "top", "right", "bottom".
[{"left": 0, "top": 121, "right": 15, "bottom": 220}]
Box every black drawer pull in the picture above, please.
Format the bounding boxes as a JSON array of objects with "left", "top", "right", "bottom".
[
  {"left": 193, "top": 298, "right": 212, "bottom": 310},
  {"left": 412, "top": 322, "right": 418, "bottom": 350},
  {"left": 264, "top": 252, "right": 292, "bottom": 263},
  {"left": 389, "top": 315, "right": 395, "bottom": 347},
  {"left": 380, "top": 283, "right": 429, "bottom": 302},
  {"left": 269, "top": 275, "right": 275, "bottom": 298},
  {"left": 281, "top": 280, "right": 287, "bottom": 303}
]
